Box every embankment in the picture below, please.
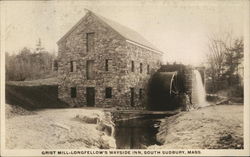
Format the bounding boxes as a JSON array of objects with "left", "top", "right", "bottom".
[
  {"left": 5, "top": 79, "right": 116, "bottom": 149},
  {"left": 149, "top": 104, "right": 243, "bottom": 149},
  {"left": 6, "top": 107, "right": 116, "bottom": 149},
  {"left": 6, "top": 79, "right": 68, "bottom": 110}
]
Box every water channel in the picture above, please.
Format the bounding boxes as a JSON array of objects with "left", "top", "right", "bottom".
[
  {"left": 113, "top": 70, "right": 207, "bottom": 149},
  {"left": 114, "top": 114, "right": 168, "bottom": 149}
]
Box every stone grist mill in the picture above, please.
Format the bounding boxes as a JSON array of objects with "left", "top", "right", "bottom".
[{"left": 57, "top": 9, "right": 206, "bottom": 111}]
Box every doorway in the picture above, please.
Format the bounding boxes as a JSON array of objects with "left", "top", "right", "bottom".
[{"left": 86, "top": 87, "right": 95, "bottom": 107}]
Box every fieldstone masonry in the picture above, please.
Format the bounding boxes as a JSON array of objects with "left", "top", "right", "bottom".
[{"left": 57, "top": 10, "right": 162, "bottom": 109}]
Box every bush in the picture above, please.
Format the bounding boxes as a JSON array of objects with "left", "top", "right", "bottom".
[{"left": 228, "top": 85, "right": 243, "bottom": 98}]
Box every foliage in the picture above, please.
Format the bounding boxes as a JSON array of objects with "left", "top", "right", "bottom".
[
  {"left": 6, "top": 40, "right": 57, "bottom": 81},
  {"left": 206, "top": 33, "right": 243, "bottom": 95},
  {"left": 223, "top": 38, "right": 243, "bottom": 86}
]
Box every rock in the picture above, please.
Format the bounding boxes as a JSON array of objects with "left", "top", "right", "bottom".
[
  {"left": 216, "top": 99, "right": 231, "bottom": 105},
  {"left": 75, "top": 114, "right": 100, "bottom": 124},
  {"left": 96, "top": 120, "right": 114, "bottom": 137},
  {"left": 99, "top": 133, "right": 116, "bottom": 149},
  {"left": 51, "top": 123, "right": 70, "bottom": 131}
]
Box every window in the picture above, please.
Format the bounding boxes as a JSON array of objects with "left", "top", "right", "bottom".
[
  {"left": 105, "top": 59, "right": 112, "bottom": 71},
  {"left": 139, "top": 88, "right": 143, "bottom": 100},
  {"left": 105, "top": 87, "right": 112, "bottom": 98},
  {"left": 131, "top": 61, "right": 134, "bottom": 72},
  {"left": 147, "top": 64, "right": 150, "bottom": 74},
  {"left": 86, "top": 60, "right": 95, "bottom": 80},
  {"left": 130, "top": 88, "right": 135, "bottom": 106},
  {"left": 140, "top": 63, "right": 143, "bottom": 73},
  {"left": 70, "top": 61, "right": 76, "bottom": 72},
  {"left": 70, "top": 61, "right": 73, "bottom": 72},
  {"left": 86, "top": 32, "right": 95, "bottom": 52},
  {"left": 71, "top": 87, "right": 77, "bottom": 98}
]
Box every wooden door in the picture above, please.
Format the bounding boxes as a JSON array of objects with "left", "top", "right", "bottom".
[{"left": 86, "top": 87, "right": 95, "bottom": 107}]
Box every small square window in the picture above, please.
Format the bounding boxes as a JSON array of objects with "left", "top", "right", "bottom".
[
  {"left": 131, "top": 61, "right": 134, "bottom": 72},
  {"left": 140, "top": 63, "right": 143, "bottom": 73},
  {"left": 105, "top": 87, "right": 112, "bottom": 98},
  {"left": 71, "top": 87, "right": 77, "bottom": 98},
  {"left": 70, "top": 61, "right": 76, "bottom": 72},
  {"left": 105, "top": 59, "right": 112, "bottom": 71}
]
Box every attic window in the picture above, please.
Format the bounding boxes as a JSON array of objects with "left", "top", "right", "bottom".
[
  {"left": 86, "top": 60, "right": 95, "bottom": 80},
  {"left": 86, "top": 32, "right": 95, "bottom": 52}
]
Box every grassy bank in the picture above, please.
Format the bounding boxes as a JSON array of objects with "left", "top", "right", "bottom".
[
  {"left": 6, "top": 84, "right": 68, "bottom": 110},
  {"left": 149, "top": 104, "right": 243, "bottom": 149},
  {"left": 6, "top": 78, "right": 68, "bottom": 110}
]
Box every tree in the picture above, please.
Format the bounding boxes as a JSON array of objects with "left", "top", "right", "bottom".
[
  {"left": 206, "top": 32, "right": 243, "bottom": 93},
  {"left": 206, "top": 34, "right": 228, "bottom": 91},
  {"left": 223, "top": 38, "right": 243, "bottom": 86},
  {"left": 5, "top": 46, "right": 56, "bottom": 81},
  {"left": 35, "top": 38, "right": 44, "bottom": 53}
]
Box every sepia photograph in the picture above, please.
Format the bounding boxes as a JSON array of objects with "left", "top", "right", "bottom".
[{"left": 0, "top": 0, "right": 249, "bottom": 156}]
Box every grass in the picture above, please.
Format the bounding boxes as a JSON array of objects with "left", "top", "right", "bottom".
[
  {"left": 6, "top": 84, "right": 68, "bottom": 110},
  {"left": 7, "top": 77, "right": 58, "bottom": 86}
]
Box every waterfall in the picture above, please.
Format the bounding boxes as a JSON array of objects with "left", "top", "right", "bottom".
[{"left": 192, "top": 70, "right": 209, "bottom": 107}]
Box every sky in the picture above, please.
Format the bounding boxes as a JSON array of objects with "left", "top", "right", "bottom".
[{"left": 1, "top": 0, "right": 246, "bottom": 66}]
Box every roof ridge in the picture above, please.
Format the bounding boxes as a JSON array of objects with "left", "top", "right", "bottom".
[
  {"left": 58, "top": 9, "right": 163, "bottom": 53},
  {"left": 90, "top": 10, "right": 161, "bottom": 52}
]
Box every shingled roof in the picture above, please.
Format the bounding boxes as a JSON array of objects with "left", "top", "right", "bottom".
[{"left": 57, "top": 9, "right": 162, "bottom": 53}]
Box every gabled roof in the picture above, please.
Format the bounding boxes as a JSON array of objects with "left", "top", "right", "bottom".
[{"left": 57, "top": 9, "right": 163, "bottom": 54}]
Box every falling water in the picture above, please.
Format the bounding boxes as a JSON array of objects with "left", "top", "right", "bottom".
[{"left": 192, "top": 70, "right": 209, "bottom": 107}]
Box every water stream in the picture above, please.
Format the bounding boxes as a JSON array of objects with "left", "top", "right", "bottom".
[
  {"left": 114, "top": 114, "right": 166, "bottom": 149},
  {"left": 192, "top": 70, "right": 209, "bottom": 107},
  {"left": 113, "top": 70, "right": 208, "bottom": 149}
]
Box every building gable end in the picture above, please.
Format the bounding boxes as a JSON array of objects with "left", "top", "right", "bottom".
[{"left": 57, "top": 10, "right": 126, "bottom": 45}]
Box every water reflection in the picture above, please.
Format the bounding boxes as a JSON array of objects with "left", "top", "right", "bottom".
[{"left": 114, "top": 115, "right": 164, "bottom": 149}]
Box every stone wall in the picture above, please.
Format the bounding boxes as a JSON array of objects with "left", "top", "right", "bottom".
[
  {"left": 57, "top": 11, "right": 162, "bottom": 108},
  {"left": 117, "top": 43, "right": 162, "bottom": 109},
  {"left": 58, "top": 11, "right": 126, "bottom": 107}
]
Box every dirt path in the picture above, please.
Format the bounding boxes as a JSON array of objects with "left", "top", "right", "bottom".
[
  {"left": 149, "top": 104, "right": 243, "bottom": 149},
  {"left": 6, "top": 108, "right": 115, "bottom": 149}
]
